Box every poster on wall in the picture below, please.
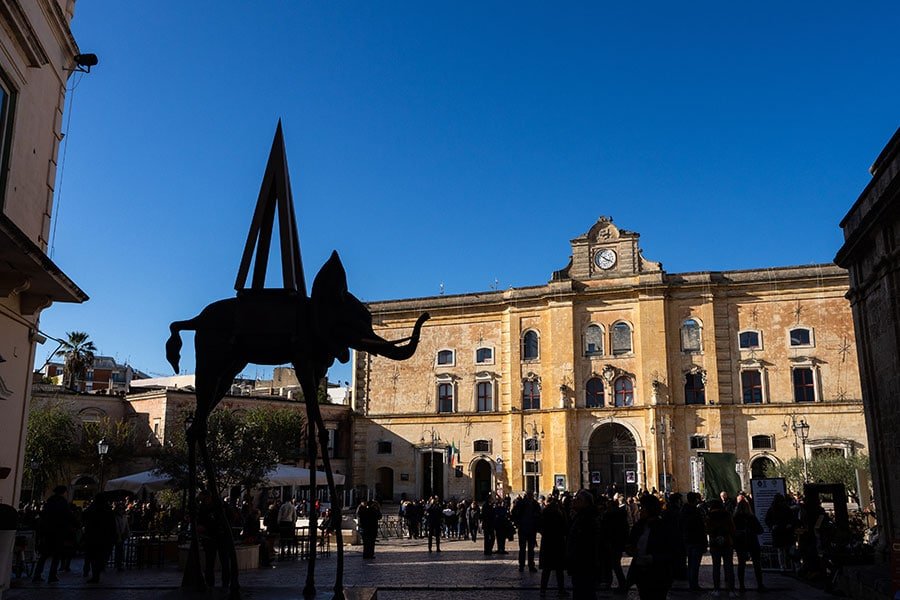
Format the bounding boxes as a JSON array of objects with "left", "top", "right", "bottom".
[
  {"left": 625, "top": 470, "right": 636, "bottom": 484},
  {"left": 590, "top": 471, "right": 602, "bottom": 484},
  {"left": 554, "top": 474, "right": 566, "bottom": 491}
]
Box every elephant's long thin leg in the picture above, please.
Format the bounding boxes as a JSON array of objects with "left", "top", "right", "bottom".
[
  {"left": 181, "top": 426, "right": 205, "bottom": 590},
  {"left": 297, "top": 363, "right": 319, "bottom": 600},
  {"left": 308, "top": 388, "right": 345, "bottom": 600}
]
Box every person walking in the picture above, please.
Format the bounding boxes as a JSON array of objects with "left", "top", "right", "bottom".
[
  {"left": 681, "top": 492, "right": 708, "bottom": 592},
  {"left": 511, "top": 490, "right": 541, "bottom": 572},
  {"left": 765, "top": 493, "right": 795, "bottom": 572},
  {"left": 276, "top": 496, "right": 297, "bottom": 559},
  {"left": 113, "top": 501, "right": 131, "bottom": 571},
  {"left": 538, "top": 495, "right": 568, "bottom": 597},
  {"left": 602, "top": 492, "right": 629, "bottom": 592},
  {"left": 81, "top": 495, "right": 117, "bottom": 584},
  {"left": 31, "top": 486, "right": 74, "bottom": 583},
  {"left": 566, "top": 490, "right": 599, "bottom": 600},
  {"left": 356, "top": 499, "right": 381, "bottom": 559},
  {"left": 494, "top": 498, "right": 512, "bottom": 555},
  {"left": 706, "top": 498, "right": 737, "bottom": 597},
  {"left": 466, "top": 500, "right": 481, "bottom": 543},
  {"left": 426, "top": 496, "right": 443, "bottom": 552},
  {"left": 733, "top": 498, "right": 765, "bottom": 592},
  {"left": 481, "top": 498, "right": 496, "bottom": 555},
  {"left": 625, "top": 494, "right": 675, "bottom": 600}
]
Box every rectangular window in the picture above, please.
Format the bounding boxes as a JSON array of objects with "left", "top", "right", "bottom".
[
  {"left": 473, "top": 440, "right": 491, "bottom": 453},
  {"left": 524, "top": 460, "right": 540, "bottom": 474},
  {"left": 522, "top": 380, "right": 541, "bottom": 410},
  {"left": 741, "top": 370, "right": 763, "bottom": 404},
  {"left": 689, "top": 435, "right": 708, "bottom": 450},
  {"left": 751, "top": 435, "right": 773, "bottom": 450},
  {"left": 524, "top": 437, "right": 541, "bottom": 452},
  {"left": 476, "top": 381, "right": 493, "bottom": 412},
  {"left": 0, "top": 76, "right": 14, "bottom": 201},
  {"left": 327, "top": 429, "right": 339, "bottom": 458},
  {"left": 684, "top": 373, "right": 706, "bottom": 405},
  {"left": 377, "top": 441, "right": 393, "bottom": 454},
  {"left": 438, "top": 383, "right": 454, "bottom": 413},
  {"left": 793, "top": 368, "right": 816, "bottom": 402}
]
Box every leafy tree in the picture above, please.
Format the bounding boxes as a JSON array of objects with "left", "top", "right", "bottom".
[
  {"left": 55, "top": 331, "right": 97, "bottom": 391},
  {"left": 154, "top": 407, "right": 307, "bottom": 494},
  {"left": 24, "top": 402, "right": 77, "bottom": 497},
  {"left": 768, "top": 453, "right": 870, "bottom": 494},
  {"left": 79, "top": 416, "right": 137, "bottom": 479}
]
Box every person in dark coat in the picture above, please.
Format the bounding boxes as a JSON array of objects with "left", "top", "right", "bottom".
[
  {"left": 765, "top": 493, "right": 795, "bottom": 572},
  {"left": 466, "top": 500, "right": 480, "bottom": 543},
  {"left": 680, "top": 492, "right": 708, "bottom": 591},
  {"left": 481, "top": 498, "right": 496, "bottom": 555},
  {"left": 511, "top": 491, "right": 541, "bottom": 572},
  {"left": 705, "top": 498, "right": 736, "bottom": 595},
  {"left": 356, "top": 500, "right": 381, "bottom": 559},
  {"left": 425, "top": 496, "right": 443, "bottom": 552},
  {"left": 733, "top": 497, "right": 765, "bottom": 591},
  {"left": 566, "top": 490, "right": 599, "bottom": 600},
  {"left": 601, "top": 493, "right": 629, "bottom": 592},
  {"left": 494, "top": 498, "right": 512, "bottom": 555},
  {"left": 625, "top": 494, "right": 675, "bottom": 600},
  {"left": 31, "top": 486, "right": 74, "bottom": 583},
  {"left": 538, "top": 496, "right": 568, "bottom": 596},
  {"left": 81, "top": 495, "right": 117, "bottom": 584}
]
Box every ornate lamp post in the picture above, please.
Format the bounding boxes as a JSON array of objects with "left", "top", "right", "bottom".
[
  {"left": 420, "top": 427, "right": 440, "bottom": 498},
  {"left": 97, "top": 438, "right": 110, "bottom": 491},
  {"left": 650, "top": 415, "right": 673, "bottom": 494},
  {"left": 523, "top": 421, "right": 544, "bottom": 494},
  {"left": 783, "top": 415, "right": 811, "bottom": 484}
]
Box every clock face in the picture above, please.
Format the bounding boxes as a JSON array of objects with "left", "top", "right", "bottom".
[{"left": 594, "top": 248, "right": 617, "bottom": 270}]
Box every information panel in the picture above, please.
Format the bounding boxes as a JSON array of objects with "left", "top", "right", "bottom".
[{"left": 750, "top": 477, "right": 786, "bottom": 545}]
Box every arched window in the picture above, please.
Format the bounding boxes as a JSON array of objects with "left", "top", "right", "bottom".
[
  {"left": 611, "top": 322, "right": 632, "bottom": 356},
  {"left": 476, "top": 381, "right": 493, "bottom": 412},
  {"left": 681, "top": 318, "right": 702, "bottom": 352},
  {"left": 684, "top": 372, "right": 706, "bottom": 405},
  {"left": 584, "top": 324, "right": 604, "bottom": 356},
  {"left": 436, "top": 349, "right": 455, "bottom": 366},
  {"left": 790, "top": 327, "right": 813, "bottom": 347},
  {"left": 738, "top": 330, "right": 762, "bottom": 350},
  {"left": 613, "top": 377, "right": 634, "bottom": 407},
  {"left": 585, "top": 377, "right": 605, "bottom": 408},
  {"left": 522, "top": 330, "right": 540, "bottom": 360},
  {"left": 750, "top": 456, "right": 775, "bottom": 479},
  {"left": 475, "top": 347, "right": 494, "bottom": 364}
]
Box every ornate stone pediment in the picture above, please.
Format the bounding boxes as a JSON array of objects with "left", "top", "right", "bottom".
[{"left": 553, "top": 216, "right": 662, "bottom": 282}]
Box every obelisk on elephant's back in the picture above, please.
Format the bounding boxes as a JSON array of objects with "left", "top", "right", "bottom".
[{"left": 166, "top": 122, "right": 428, "bottom": 600}]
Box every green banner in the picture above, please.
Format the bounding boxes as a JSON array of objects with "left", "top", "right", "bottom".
[{"left": 703, "top": 452, "right": 742, "bottom": 500}]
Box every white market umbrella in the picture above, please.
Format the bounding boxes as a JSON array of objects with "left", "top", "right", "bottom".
[
  {"left": 264, "top": 464, "right": 345, "bottom": 487},
  {"left": 104, "top": 469, "right": 175, "bottom": 494}
]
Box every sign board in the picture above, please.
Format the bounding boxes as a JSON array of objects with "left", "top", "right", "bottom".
[
  {"left": 625, "top": 470, "right": 636, "bottom": 484},
  {"left": 554, "top": 474, "right": 566, "bottom": 491},
  {"left": 750, "top": 477, "right": 786, "bottom": 546},
  {"left": 590, "top": 471, "right": 601, "bottom": 484}
]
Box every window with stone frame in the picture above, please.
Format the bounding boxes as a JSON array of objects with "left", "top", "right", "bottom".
[
  {"left": 475, "top": 347, "right": 494, "bottom": 364},
  {"left": 681, "top": 318, "right": 702, "bottom": 352},
  {"left": 436, "top": 349, "right": 455, "bottom": 366},
  {"left": 684, "top": 372, "right": 706, "bottom": 405},
  {"left": 522, "top": 330, "right": 540, "bottom": 360},
  {"left": 613, "top": 377, "right": 634, "bottom": 407},
  {"left": 611, "top": 322, "right": 633, "bottom": 356},
  {"left": 751, "top": 435, "right": 774, "bottom": 450},
  {"left": 473, "top": 439, "right": 492, "bottom": 453},
  {"left": 522, "top": 379, "right": 541, "bottom": 410},
  {"left": 0, "top": 73, "right": 14, "bottom": 197},
  {"left": 476, "top": 381, "right": 493, "bottom": 412},
  {"left": 585, "top": 377, "right": 605, "bottom": 408},
  {"left": 741, "top": 370, "right": 764, "bottom": 404},
  {"left": 689, "top": 435, "right": 708, "bottom": 450},
  {"left": 584, "top": 324, "right": 604, "bottom": 356},
  {"left": 789, "top": 327, "right": 813, "bottom": 347},
  {"left": 524, "top": 437, "right": 541, "bottom": 452},
  {"left": 793, "top": 367, "right": 816, "bottom": 403},
  {"left": 438, "top": 382, "right": 455, "bottom": 413},
  {"left": 738, "top": 330, "right": 761, "bottom": 350},
  {"left": 377, "top": 441, "right": 393, "bottom": 454}
]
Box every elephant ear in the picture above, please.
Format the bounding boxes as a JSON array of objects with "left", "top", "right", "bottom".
[{"left": 311, "top": 251, "right": 352, "bottom": 363}]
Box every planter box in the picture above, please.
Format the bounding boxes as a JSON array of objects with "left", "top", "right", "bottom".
[{"left": 178, "top": 543, "right": 259, "bottom": 571}]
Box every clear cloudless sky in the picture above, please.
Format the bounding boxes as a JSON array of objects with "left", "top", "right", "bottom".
[{"left": 38, "top": 2, "right": 900, "bottom": 385}]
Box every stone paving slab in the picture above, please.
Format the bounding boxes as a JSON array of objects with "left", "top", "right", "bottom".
[{"left": 4, "top": 536, "right": 831, "bottom": 600}]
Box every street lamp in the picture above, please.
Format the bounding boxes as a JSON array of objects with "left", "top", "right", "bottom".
[
  {"left": 783, "top": 416, "right": 811, "bottom": 484},
  {"left": 30, "top": 460, "right": 39, "bottom": 504},
  {"left": 97, "top": 438, "right": 109, "bottom": 491},
  {"left": 420, "top": 427, "right": 440, "bottom": 498},
  {"left": 650, "top": 415, "right": 673, "bottom": 494},
  {"left": 523, "top": 421, "right": 544, "bottom": 494}
]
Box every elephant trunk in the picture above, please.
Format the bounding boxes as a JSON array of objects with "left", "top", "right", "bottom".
[{"left": 358, "top": 312, "right": 429, "bottom": 360}]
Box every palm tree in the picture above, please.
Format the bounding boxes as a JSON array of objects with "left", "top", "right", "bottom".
[{"left": 55, "top": 331, "right": 97, "bottom": 392}]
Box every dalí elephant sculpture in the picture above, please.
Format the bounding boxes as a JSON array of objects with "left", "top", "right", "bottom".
[{"left": 167, "top": 251, "right": 429, "bottom": 599}]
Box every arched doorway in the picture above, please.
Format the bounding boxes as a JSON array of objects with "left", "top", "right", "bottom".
[
  {"left": 375, "top": 467, "right": 394, "bottom": 502},
  {"left": 473, "top": 459, "right": 492, "bottom": 501},
  {"left": 750, "top": 456, "right": 776, "bottom": 479},
  {"left": 588, "top": 423, "right": 638, "bottom": 496},
  {"left": 422, "top": 451, "right": 444, "bottom": 499}
]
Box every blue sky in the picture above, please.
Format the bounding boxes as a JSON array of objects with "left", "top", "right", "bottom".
[{"left": 39, "top": 2, "right": 900, "bottom": 384}]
